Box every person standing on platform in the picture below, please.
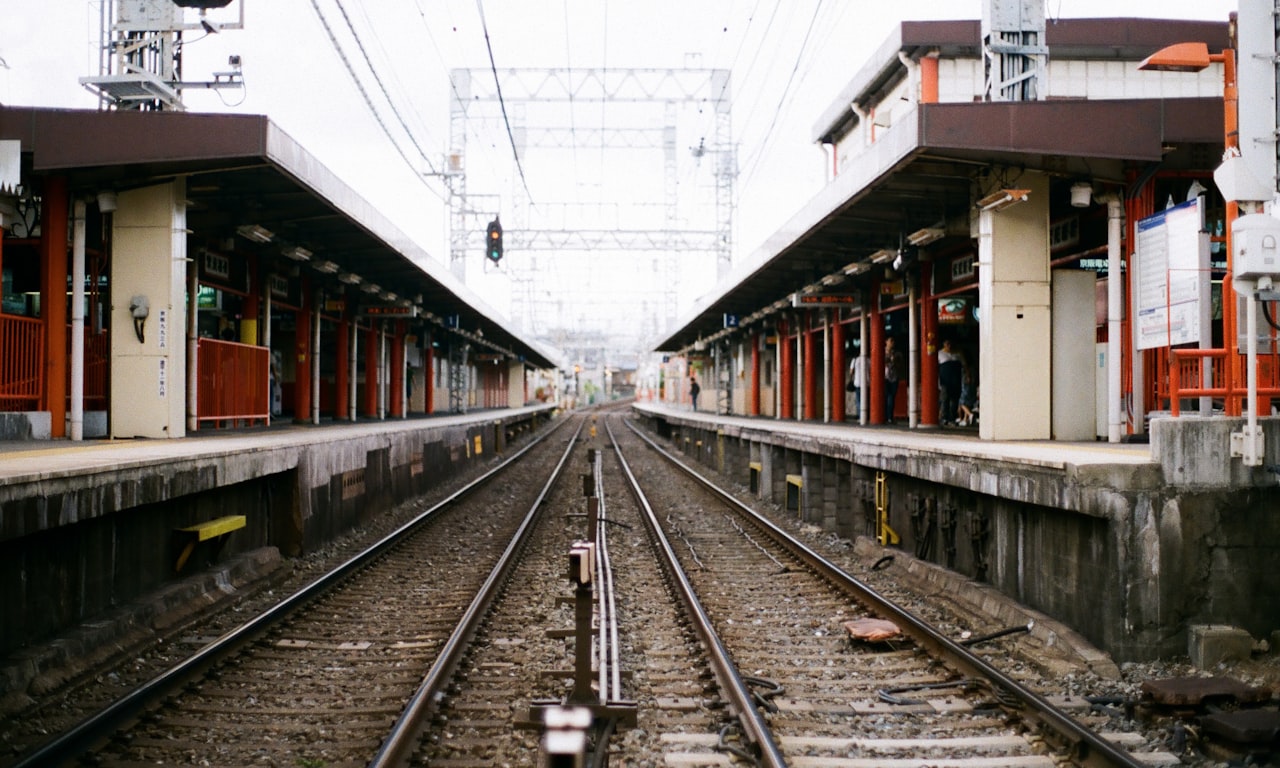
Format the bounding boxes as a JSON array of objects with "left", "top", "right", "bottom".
[
  {"left": 883, "top": 336, "right": 903, "bottom": 424},
  {"left": 690, "top": 376, "right": 700, "bottom": 411},
  {"left": 847, "top": 349, "right": 865, "bottom": 418},
  {"left": 958, "top": 367, "right": 978, "bottom": 427},
  {"left": 937, "top": 339, "right": 963, "bottom": 425}
]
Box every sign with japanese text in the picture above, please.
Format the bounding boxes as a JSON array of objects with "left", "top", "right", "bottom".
[{"left": 1135, "top": 199, "right": 1208, "bottom": 350}]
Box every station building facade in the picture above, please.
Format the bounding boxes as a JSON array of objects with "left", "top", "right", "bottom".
[
  {"left": 0, "top": 107, "right": 555, "bottom": 441},
  {"left": 656, "top": 18, "right": 1276, "bottom": 447}
]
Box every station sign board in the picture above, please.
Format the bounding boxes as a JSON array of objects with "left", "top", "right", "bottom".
[
  {"left": 361, "top": 305, "right": 417, "bottom": 318},
  {"left": 795, "top": 294, "right": 858, "bottom": 306}
]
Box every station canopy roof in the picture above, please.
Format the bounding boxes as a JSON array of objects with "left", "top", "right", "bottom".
[
  {"left": 0, "top": 105, "right": 557, "bottom": 369},
  {"left": 654, "top": 18, "right": 1229, "bottom": 353}
]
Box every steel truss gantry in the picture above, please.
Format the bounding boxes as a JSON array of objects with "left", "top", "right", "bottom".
[{"left": 447, "top": 67, "right": 734, "bottom": 345}]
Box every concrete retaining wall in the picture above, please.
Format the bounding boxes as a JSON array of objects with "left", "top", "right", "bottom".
[
  {"left": 637, "top": 410, "right": 1280, "bottom": 662},
  {"left": 0, "top": 409, "right": 552, "bottom": 656}
]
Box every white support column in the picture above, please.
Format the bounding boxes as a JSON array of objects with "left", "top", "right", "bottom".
[
  {"left": 186, "top": 248, "right": 198, "bottom": 433},
  {"left": 822, "top": 311, "right": 831, "bottom": 422},
  {"left": 399, "top": 333, "right": 408, "bottom": 418},
  {"left": 907, "top": 278, "right": 919, "bottom": 428},
  {"left": 858, "top": 311, "right": 869, "bottom": 425},
  {"left": 348, "top": 320, "right": 358, "bottom": 422},
  {"left": 70, "top": 199, "right": 86, "bottom": 441},
  {"left": 977, "top": 171, "right": 1051, "bottom": 440},
  {"left": 788, "top": 321, "right": 798, "bottom": 422},
  {"left": 508, "top": 359, "right": 525, "bottom": 407},
  {"left": 111, "top": 180, "right": 187, "bottom": 438},
  {"left": 774, "top": 325, "right": 783, "bottom": 419},
  {"left": 1106, "top": 196, "right": 1123, "bottom": 442},
  {"left": 378, "top": 321, "right": 387, "bottom": 419}
]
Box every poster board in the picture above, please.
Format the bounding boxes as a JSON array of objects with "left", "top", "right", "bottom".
[{"left": 1135, "top": 198, "right": 1208, "bottom": 350}]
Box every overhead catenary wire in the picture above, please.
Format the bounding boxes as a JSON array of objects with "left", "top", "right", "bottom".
[
  {"left": 728, "top": 0, "right": 786, "bottom": 148},
  {"left": 738, "top": 0, "right": 826, "bottom": 192},
  {"left": 328, "top": 0, "right": 440, "bottom": 177},
  {"left": 305, "top": 0, "right": 448, "bottom": 202},
  {"left": 475, "top": 0, "right": 535, "bottom": 204},
  {"left": 406, "top": 0, "right": 507, "bottom": 185},
  {"left": 598, "top": 0, "right": 609, "bottom": 206},
  {"left": 677, "top": 1, "right": 761, "bottom": 194},
  {"left": 350, "top": 1, "right": 443, "bottom": 168},
  {"left": 563, "top": 0, "right": 581, "bottom": 186}
]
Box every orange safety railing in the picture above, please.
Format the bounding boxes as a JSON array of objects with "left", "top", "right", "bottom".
[
  {"left": 1169, "top": 348, "right": 1280, "bottom": 416},
  {"left": 0, "top": 315, "right": 45, "bottom": 412},
  {"left": 196, "top": 338, "right": 270, "bottom": 428}
]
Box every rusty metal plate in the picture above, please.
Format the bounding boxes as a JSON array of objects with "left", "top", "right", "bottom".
[
  {"left": 1140, "top": 676, "right": 1272, "bottom": 707},
  {"left": 1202, "top": 710, "right": 1280, "bottom": 743},
  {"left": 843, "top": 618, "right": 901, "bottom": 642}
]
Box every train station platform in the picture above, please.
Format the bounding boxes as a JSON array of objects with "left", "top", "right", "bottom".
[
  {"left": 631, "top": 402, "right": 1280, "bottom": 663},
  {"left": 0, "top": 404, "right": 558, "bottom": 662}
]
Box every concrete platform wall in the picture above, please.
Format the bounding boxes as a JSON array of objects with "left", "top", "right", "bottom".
[
  {"left": 0, "top": 409, "right": 552, "bottom": 656},
  {"left": 635, "top": 409, "right": 1280, "bottom": 662}
]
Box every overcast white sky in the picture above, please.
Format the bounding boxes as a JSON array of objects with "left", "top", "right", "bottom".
[{"left": 0, "top": 0, "right": 1238, "bottom": 341}]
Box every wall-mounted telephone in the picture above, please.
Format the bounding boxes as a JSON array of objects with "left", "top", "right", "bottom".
[{"left": 129, "top": 295, "right": 149, "bottom": 343}]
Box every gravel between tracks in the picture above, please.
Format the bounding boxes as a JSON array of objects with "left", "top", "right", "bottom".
[
  {"left": 4, "top": 409, "right": 1277, "bottom": 767},
  {"left": 621, "top": 414, "right": 1280, "bottom": 768}
]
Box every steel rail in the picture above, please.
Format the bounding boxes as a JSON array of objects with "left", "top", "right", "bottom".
[
  {"left": 589, "top": 443, "right": 627, "bottom": 768},
  {"left": 591, "top": 448, "right": 623, "bottom": 705},
  {"left": 606, "top": 418, "right": 787, "bottom": 767},
  {"left": 369, "top": 416, "right": 588, "bottom": 768},
  {"left": 623, "top": 418, "right": 1148, "bottom": 768},
  {"left": 14, "top": 415, "right": 572, "bottom": 768}
]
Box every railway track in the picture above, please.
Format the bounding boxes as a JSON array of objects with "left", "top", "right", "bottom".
[
  {"left": 610, "top": 414, "right": 1178, "bottom": 768},
  {"left": 9, "top": 406, "right": 1190, "bottom": 766},
  {"left": 10, "top": 413, "right": 587, "bottom": 768}
]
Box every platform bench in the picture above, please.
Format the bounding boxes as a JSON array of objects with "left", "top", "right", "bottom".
[{"left": 174, "top": 514, "right": 246, "bottom": 572}]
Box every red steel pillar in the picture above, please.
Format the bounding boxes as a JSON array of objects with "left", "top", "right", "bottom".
[
  {"left": 803, "top": 314, "right": 818, "bottom": 420},
  {"left": 240, "top": 254, "right": 260, "bottom": 345},
  {"left": 293, "top": 277, "right": 312, "bottom": 423},
  {"left": 1222, "top": 48, "right": 1241, "bottom": 416},
  {"left": 424, "top": 333, "right": 435, "bottom": 414},
  {"left": 779, "top": 318, "right": 794, "bottom": 419},
  {"left": 749, "top": 332, "right": 761, "bottom": 416},
  {"left": 831, "top": 313, "right": 846, "bottom": 422},
  {"left": 40, "top": 176, "right": 69, "bottom": 437},
  {"left": 390, "top": 320, "right": 405, "bottom": 417},
  {"left": 870, "top": 279, "right": 885, "bottom": 424},
  {"left": 919, "top": 262, "right": 939, "bottom": 427},
  {"left": 335, "top": 311, "right": 350, "bottom": 420},
  {"left": 920, "top": 55, "right": 939, "bottom": 104},
  {"left": 362, "top": 324, "right": 378, "bottom": 417}
]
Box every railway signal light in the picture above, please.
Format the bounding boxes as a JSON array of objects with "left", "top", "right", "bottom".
[{"left": 486, "top": 217, "right": 503, "bottom": 263}]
